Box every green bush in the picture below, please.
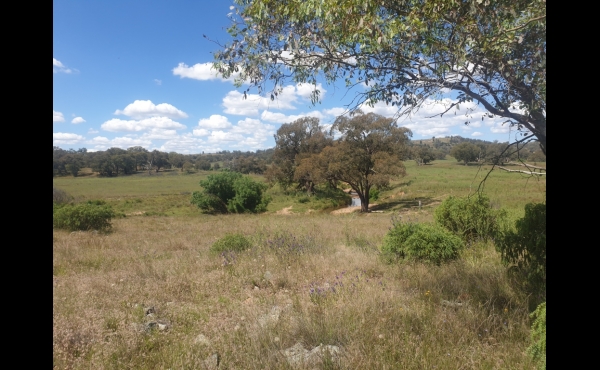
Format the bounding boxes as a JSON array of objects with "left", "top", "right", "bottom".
[
  {"left": 210, "top": 233, "right": 251, "bottom": 253},
  {"left": 191, "top": 171, "right": 270, "bottom": 213},
  {"left": 369, "top": 188, "right": 380, "bottom": 201},
  {"left": 496, "top": 202, "right": 546, "bottom": 300},
  {"left": 53, "top": 202, "right": 115, "bottom": 231},
  {"left": 527, "top": 302, "right": 546, "bottom": 370},
  {"left": 434, "top": 195, "right": 505, "bottom": 242},
  {"left": 381, "top": 222, "right": 464, "bottom": 265}
]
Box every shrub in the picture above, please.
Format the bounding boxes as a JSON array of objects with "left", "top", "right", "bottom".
[
  {"left": 53, "top": 202, "right": 115, "bottom": 232},
  {"left": 381, "top": 222, "right": 464, "bottom": 265},
  {"left": 434, "top": 195, "right": 505, "bottom": 242},
  {"left": 297, "top": 196, "right": 310, "bottom": 203},
  {"left": 227, "top": 176, "right": 270, "bottom": 213},
  {"left": 210, "top": 233, "right": 251, "bottom": 253},
  {"left": 527, "top": 302, "right": 546, "bottom": 370},
  {"left": 191, "top": 171, "right": 270, "bottom": 213},
  {"left": 369, "top": 188, "right": 380, "bottom": 201},
  {"left": 496, "top": 202, "right": 546, "bottom": 300},
  {"left": 53, "top": 187, "right": 72, "bottom": 204}
]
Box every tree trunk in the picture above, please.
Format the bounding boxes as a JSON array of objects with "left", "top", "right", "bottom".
[{"left": 359, "top": 193, "right": 369, "bottom": 213}]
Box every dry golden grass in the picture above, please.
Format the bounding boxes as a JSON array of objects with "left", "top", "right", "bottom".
[{"left": 54, "top": 213, "right": 534, "bottom": 369}]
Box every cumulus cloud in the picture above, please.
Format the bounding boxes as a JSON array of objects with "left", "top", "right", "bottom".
[
  {"left": 172, "top": 62, "right": 240, "bottom": 82},
  {"left": 471, "top": 131, "right": 483, "bottom": 137},
  {"left": 71, "top": 116, "right": 86, "bottom": 124},
  {"left": 260, "top": 110, "right": 325, "bottom": 124},
  {"left": 323, "top": 107, "right": 349, "bottom": 118},
  {"left": 197, "top": 115, "right": 233, "bottom": 129},
  {"left": 114, "top": 100, "right": 188, "bottom": 119},
  {"left": 101, "top": 117, "right": 186, "bottom": 132},
  {"left": 88, "top": 128, "right": 99, "bottom": 134},
  {"left": 159, "top": 134, "right": 212, "bottom": 154},
  {"left": 139, "top": 128, "right": 180, "bottom": 140},
  {"left": 53, "top": 132, "right": 85, "bottom": 145},
  {"left": 192, "top": 128, "right": 210, "bottom": 137},
  {"left": 222, "top": 85, "right": 301, "bottom": 116},
  {"left": 86, "top": 136, "right": 153, "bottom": 151},
  {"left": 489, "top": 122, "right": 510, "bottom": 134},
  {"left": 357, "top": 98, "right": 512, "bottom": 138},
  {"left": 53, "top": 110, "right": 65, "bottom": 122},
  {"left": 295, "top": 83, "right": 327, "bottom": 101}
]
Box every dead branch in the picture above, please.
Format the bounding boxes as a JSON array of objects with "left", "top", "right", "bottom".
[
  {"left": 497, "top": 166, "right": 546, "bottom": 176},
  {"left": 507, "top": 162, "right": 546, "bottom": 171}
]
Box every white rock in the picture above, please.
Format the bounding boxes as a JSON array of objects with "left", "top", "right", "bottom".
[{"left": 194, "top": 334, "right": 211, "bottom": 346}]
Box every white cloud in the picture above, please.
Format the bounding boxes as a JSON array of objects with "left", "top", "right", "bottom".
[
  {"left": 53, "top": 110, "right": 65, "bottom": 122},
  {"left": 323, "top": 107, "right": 348, "bottom": 118},
  {"left": 295, "top": 83, "right": 327, "bottom": 101},
  {"left": 357, "top": 97, "right": 512, "bottom": 138},
  {"left": 222, "top": 85, "right": 298, "bottom": 116},
  {"left": 193, "top": 128, "right": 210, "bottom": 136},
  {"left": 197, "top": 114, "right": 232, "bottom": 129},
  {"left": 53, "top": 58, "right": 76, "bottom": 73},
  {"left": 114, "top": 100, "right": 188, "bottom": 119},
  {"left": 86, "top": 136, "right": 153, "bottom": 151},
  {"left": 71, "top": 116, "right": 86, "bottom": 124},
  {"left": 260, "top": 110, "right": 325, "bottom": 124},
  {"left": 101, "top": 117, "right": 186, "bottom": 132},
  {"left": 154, "top": 79, "right": 162, "bottom": 85},
  {"left": 88, "top": 128, "right": 99, "bottom": 134},
  {"left": 359, "top": 101, "right": 399, "bottom": 117},
  {"left": 471, "top": 131, "right": 483, "bottom": 137},
  {"left": 172, "top": 62, "right": 240, "bottom": 82},
  {"left": 53, "top": 132, "right": 85, "bottom": 145},
  {"left": 490, "top": 122, "right": 510, "bottom": 134},
  {"left": 140, "top": 128, "right": 180, "bottom": 140},
  {"left": 159, "top": 134, "right": 211, "bottom": 154}
]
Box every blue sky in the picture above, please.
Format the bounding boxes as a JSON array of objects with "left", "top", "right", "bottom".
[{"left": 53, "top": 0, "right": 519, "bottom": 153}]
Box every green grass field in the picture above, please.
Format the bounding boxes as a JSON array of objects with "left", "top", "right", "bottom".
[
  {"left": 53, "top": 158, "right": 545, "bottom": 369},
  {"left": 53, "top": 159, "right": 545, "bottom": 217}
]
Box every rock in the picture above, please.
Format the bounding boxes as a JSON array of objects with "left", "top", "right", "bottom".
[
  {"left": 144, "top": 320, "right": 169, "bottom": 332},
  {"left": 144, "top": 322, "right": 158, "bottom": 332},
  {"left": 264, "top": 271, "right": 273, "bottom": 282},
  {"left": 204, "top": 353, "right": 220, "bottom": 370},
  {"left": 194, "top": 334, "right": 211, "bottom": 346},
  {"left": 441, "top": 300, "right": 464, "bottom": 308},
  {"left": 282, "top": 342, "right": 341, "bottom": 368},
  {"left": 258, "top": 306, "right": 282, "bottom": 327},
  {"left": 254, "top": 286, "right": 260, "bottom": 291}
]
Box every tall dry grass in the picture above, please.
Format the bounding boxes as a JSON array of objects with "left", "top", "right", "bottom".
[{"left": 54, "top": 213, "right": 533, "bottom": 369}]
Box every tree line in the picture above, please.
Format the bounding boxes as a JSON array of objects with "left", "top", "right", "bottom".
[{"left": 52, "top": 146, "right": 274, "bottom": 177}]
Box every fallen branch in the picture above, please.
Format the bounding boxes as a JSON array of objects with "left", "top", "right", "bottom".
[
  {"left": 497, "top": 166, "right": 546, "bottom": 175},
  {"left": 507, "top": 162, "right": 546, "bottom": 171}
]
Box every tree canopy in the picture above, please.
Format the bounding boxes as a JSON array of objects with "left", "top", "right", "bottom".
[{"left": 214, "top": 0, "right": 546, "bottom": 154}]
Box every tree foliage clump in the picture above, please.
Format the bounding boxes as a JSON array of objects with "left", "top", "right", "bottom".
[
  {"left": 527, "top": 301, "right": 546, "bottom": 370},
  {"left": 496, "top": 202, "right": 546, "bottom": 299},
  {"left": 210, "top": 233, "right": 252, "bottom": 253},
  {"left": 191, "top": 171, "right": 270, "bottom": 214},
  {"left": 214, "top": 0, "right": 546, "bottom": 154},
  {"left": 381, "top": 222, "right": 464, "bottom": 265},
  {"left": 434, "top": 195, "right": 506, "bottom": 242},
  {"left": 53, "top": 201, "right": 115, "bottom": 232}
]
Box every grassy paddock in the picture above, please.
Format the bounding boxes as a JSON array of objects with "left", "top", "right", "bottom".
[
  {"left": 54, "top": 213, "right": 534, "bottom": 369},
  {"left": 53, "top": 160, "right": 543, "bottom": 369},
  {"left": 53, "top": 160, "right": 545, "bottom": 217}
]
